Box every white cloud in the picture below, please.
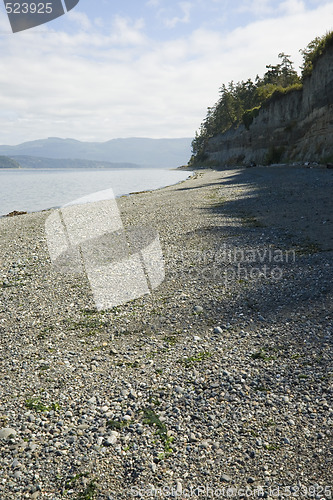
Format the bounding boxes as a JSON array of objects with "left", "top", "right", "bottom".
[
  {"left": 146, "top": 0, "right": 161, "bottom": 6},
  {"left": 67, "top": 11, "right": 92, "bottom": 31},
  {"left": 163, "top": 2, "right": 192, "bottom": 28},
  {"left": 279, "top": 0, "right": 305, "bottom": 15},
  {"left": 107, "top": 16, "right": 147, "bottom": 46},
  {"left": 0, "top": 3, "right": 332, "bottom": 144},
  {"left": 238, "top": 0, "right": 305, "bottom": 16},
  {"left": 238, "top": 0, "right": 275, "bottom": 16}
]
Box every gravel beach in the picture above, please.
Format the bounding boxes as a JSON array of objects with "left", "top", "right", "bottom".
[{"left": 0, "top": 165, "right": 332, "bottom": 499}]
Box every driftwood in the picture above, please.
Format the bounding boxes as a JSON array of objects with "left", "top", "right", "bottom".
[{"left": 5, "top": 210, "right": 28, "bottom": 217}]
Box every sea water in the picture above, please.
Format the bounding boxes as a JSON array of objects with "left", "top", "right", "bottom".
[{"left": 0, "top": 168, "right": 191, "bottom": 216}]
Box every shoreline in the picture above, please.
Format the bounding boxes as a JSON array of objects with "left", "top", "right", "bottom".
[
  {"left": 0, "top": 168, "right": 194, "bottom": 218},
  {"left": 0, "top": 166, "right": 332, "bottom": 497}
]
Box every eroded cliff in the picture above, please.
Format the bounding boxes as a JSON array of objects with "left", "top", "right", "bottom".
[{"left": 205, "top": 43, "right": 333, "bottom": 166}]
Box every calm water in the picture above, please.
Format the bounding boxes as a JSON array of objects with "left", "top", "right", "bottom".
[{"left": 0, "top": 168, "right": 191, "bottom": 216}]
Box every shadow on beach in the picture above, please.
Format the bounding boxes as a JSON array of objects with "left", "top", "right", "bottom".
[
  {"left": 204, "top": 165, "right": 333, "bottom": 251},
  {"left": 184, "top": 165, "right": 333, "bottom": 329}
]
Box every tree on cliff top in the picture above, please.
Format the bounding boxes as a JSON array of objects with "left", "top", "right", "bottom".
[
  {"left": 190, "top": 53, "right": 300, "bottom": 162},
  {"left": 300, "top": 31, "right": 333, "bottom": 78}
]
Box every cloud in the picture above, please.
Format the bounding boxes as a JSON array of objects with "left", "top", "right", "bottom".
[
  {"left": 279, "top": 0, "right": 305, "bottom": 15},
  {"left": 146, "top": 0, "right": 161, "bottom": 6},
  {"left": 238, "top": 0, "right": 274, "bottom": 16},
  {"left": 163, "top": 2, "right": 192, "bottom": 28},
  {"left": 147, "top": 1, "right": 193, "bottom": 29},
  {"left": 238, "top": 0, "right": 306, "bottom": 16},
  {"left": 67, "top": 11, "right": 92, "bottom": 31},
  {"left": 0, "top": 2, "right": 332, "bottom": 144},
  {"left": 109, "top": 16, "right": 147, "bottom": 46}
]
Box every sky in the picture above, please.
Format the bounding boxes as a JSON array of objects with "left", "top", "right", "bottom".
[{"left": 0, "top": 0, "right": 332, "bottom": 145}]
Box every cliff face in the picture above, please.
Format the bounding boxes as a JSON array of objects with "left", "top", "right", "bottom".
[{"left": 206, "top": 44, "right": 333, "bottom": 165}]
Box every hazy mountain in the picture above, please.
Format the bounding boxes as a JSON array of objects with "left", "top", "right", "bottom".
[
  {"left": 10, "top": 156, "right": 142, "bottom": 169},
  {"left": 0, "top": 137, "right": 193, "bottom": 168}
]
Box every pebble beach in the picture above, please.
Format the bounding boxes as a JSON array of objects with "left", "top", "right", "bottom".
[{"left": 0, "top": 165, "right": 332, "bottom": 499}]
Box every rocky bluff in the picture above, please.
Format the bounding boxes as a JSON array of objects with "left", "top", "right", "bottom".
[{"left": 205, "top": 44, "right": 333, "bottom": 166}]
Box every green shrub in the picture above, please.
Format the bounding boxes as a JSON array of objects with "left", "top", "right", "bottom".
[
  {"left": 301, "top": 30, "right": 333, "bottom": 78},
  {"left": 262, "top": 83, "right": 303, "bottom": 107},
  {"left": 264, "top": 146, "right": 285, "bottom": 165},
  {"left": 25, "top": 397, "right": 60, "bottom": 412},
  {"left": 242, "top": 106, "right": 261, "bottom": 129}
]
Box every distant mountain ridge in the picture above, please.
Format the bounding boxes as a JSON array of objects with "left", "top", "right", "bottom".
[{"left": 0, "top": 137, "right": 192, "bottom": 168}]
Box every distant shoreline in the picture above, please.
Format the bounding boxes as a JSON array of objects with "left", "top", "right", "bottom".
[{"left": 0, "top": 166, "right": 180, "bottom": 170}]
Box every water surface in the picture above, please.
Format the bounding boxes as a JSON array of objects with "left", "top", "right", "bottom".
[{"left": 0, "top": 168, "right": 191, "bottom": 216}]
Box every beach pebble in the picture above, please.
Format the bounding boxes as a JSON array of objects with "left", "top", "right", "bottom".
[
  {"left": 220, "top": 474, "right": 232, "bottom": 482},
  {"left": 0, "top": 428, "right": 17, "bottom": 439}
]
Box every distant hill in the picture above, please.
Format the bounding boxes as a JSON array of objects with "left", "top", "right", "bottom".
[
  {"left": 0, "top": 137, "right": 193, "bottom": 168},
  {"left": 0, "top": 156, "right": 21, "bottom": 168},
  {"left": 10, "top": 156, "right": 142, "bottom": 169}
]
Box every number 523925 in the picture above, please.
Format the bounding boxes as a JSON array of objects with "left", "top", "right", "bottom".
[{"left": 5, "top": 3, "right": 53, "bottom": 14}]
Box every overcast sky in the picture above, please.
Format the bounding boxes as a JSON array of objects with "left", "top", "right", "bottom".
[{"left": 0, "top": 0, "right": 332, "bottom": 145}]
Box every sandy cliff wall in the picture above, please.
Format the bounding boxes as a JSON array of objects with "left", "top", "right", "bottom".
[{"left": 206, "top": 45, "right": 333, "bottom": 165}]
